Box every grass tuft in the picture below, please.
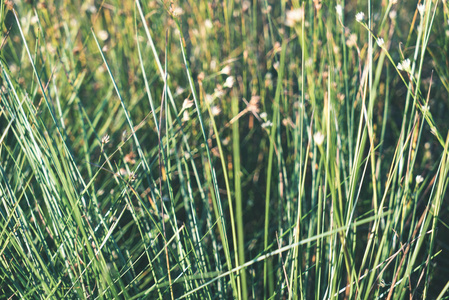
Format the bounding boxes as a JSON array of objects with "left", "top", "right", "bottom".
[{"left": 1, "top": 0, "right": 449, "bottom": 299}]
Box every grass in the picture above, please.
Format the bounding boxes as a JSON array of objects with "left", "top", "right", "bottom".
[{"left": 1, "top": 0, "right": 449, "bottom": 299}]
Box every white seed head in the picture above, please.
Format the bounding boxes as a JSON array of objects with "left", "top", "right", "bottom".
[
  {"left": 313, "top": 132, "right": 325, "bottom": 146},
  {"left": 172, "top": 6, "right": 184, "bottom": 16},
  {"left": 211, "top": 106, "right": 221, "bottom": 116},
  {"left": 220, "top": 65, "right": 231, "bottom": 75},
  {"left": 335, "top": 4, "right": 343, "bottom": 17},
  {"left": 356, "top": 12, "right": 365, "bottom": 22},
  {"left": 129, "top": 171, "right": 137, "bottom": 182},
  {"left": 285, "top": 8, "right": 304, "bottom": 27},
  {"left": 346, "top": 34, "right": 358, "bottom": 48},
  {"left": 223, "top": 76, "right": 235, "bottom": 88},
  {"left": 204, "top": 19, "right": 213, "bottom": 29},
  {"left": 377, "top": 37, "right": 385, "bottom": 47},
  {"left": 416, "top": 175, "right": 424, "bottom": 184},
  {"left": 397, "top": 58, "right": 411, "bottom": 73},
  {"left": 31, "top": 16, "right": 39, "bottom": 25},
  {"left": 417, "top": 3, "right": 425, "bottom": 16},
  {"left": 182, "top": 98, "right": 194, "bottom": 110},
  {"left": 389, "top": 10, "right": 397, "bottom": 19},
  {"left": 205, "top": 94, "right": 214, "bottom": 103},
  {"left": 102, "top": 134, "right": 110, "bottom": 144},
  {"left": 261, "top": 121, "right": 273, "bottom": 128},
  {"left": 98, "top": 30, "right": 109, "bottom": 41},
  {"left": 175, "top": 86, "right": 185, "bottom": 96},
  {"left": 182, "top": 110, "right": 190, "bottom": 122}
]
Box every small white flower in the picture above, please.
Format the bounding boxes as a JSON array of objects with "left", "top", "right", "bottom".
[
  {"left": 101, "top": 134, "right": 110, "bottom": 144},
  {"left": 260, "top": 112, "right": 268, "bottom": 120},
  {"left": 182, "top": 110, "right": 190, "bottom": 122},
  {"left": 211, "top": 106, "right": 221, "bottom": 116},
  {"left": 285, "top": 8, "right": 304, "bottom": 27},
  {"left": 87, "top": 5, "right": 97, "bottom": 13},
  {"left": 223, "top": 76, "right": 235, "bottom": 88},
  {"left": 265, "top": 72, "right": 273, "bottom": 88},
  {"left": 356, "top": 12, "right": 365, "bottom": 22},
  {"left": 335, "top": 4, "right": 343, "bottom": 17},
  {"left": 261, "top": 121, "right": 273, "bottom": 128},
  {"left": 313, "top": 132, "right": 325, "bottom": 146},
  {"left": 421, "top": 104, "right": 430, "bottom": 113},
  {"left": 204, "top": 19, "right": 213, "bottom": 29},
  {"left": 214, "top": 87, "right": 225, "bottom": 98},
  {"left": 389, "top": 0, "right": 398, "bottom": 4},
  {"left": 430, "top": 126, "right": 438, "bottom": 137},
  {"left": 242, "top": 0, "right": 251, "bottom": 12},
  {"left": 31, "top": 16, "right": 39, "bottom": 25},
  {"left": 417, "top": 3, "right": 425, "bottom": 16},
  {"left": 118, "top": 168, "right": 128, "bottom": 176},
  {"left": 175, "top": 86, "right": 185, "bottom": 96},
  {"left": 346, "top": 34, "right": 358, "bottom": 48},
  {"left": 210, "top": 59, "right": 217, "bottom": 71},
  {"left": 129, "top": 171, "right": 137, "bottom": 182},
  {"left": 98, "top": 30, "right": 109, "bottom": 41},
  {"left": 220, "top": 65, "right": 231, "bottom": 75},
  {"left": 305, "top": 58, "right": 314, "bottom": 68},
  {"left": 397, "top": 58, "right": 411, "bottom": 73},
  {"left": 416, "top": 175, "right": 424, "bottom": 184},
  {"left": 377, "top": 37, "right": 385, "bottom": 47},
  {"left": 172, "top": 6, "right": 184, "bottom": 16},
  {"left": 182, "top": 99, "right": 194, "bottom": 110},
  {"left": 389, "top": 10, "right": 397, "bottom": 19},
  {"left": 205, "top": 94, "right": 214, "bottom": 103}
]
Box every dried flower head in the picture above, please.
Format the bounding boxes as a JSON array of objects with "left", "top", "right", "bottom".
[
  {"left": 124, "top": 152, "right": 136, "bottom": 164},
  {"left": 5, "top": 0, "right": 14, "bottom": 10},
  {"left": 248, "top": 96, "right": 260, "bottom": 114}
]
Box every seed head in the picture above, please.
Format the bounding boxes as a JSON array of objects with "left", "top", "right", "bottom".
[{"left": 356, "top": 12, "right": 365, "bottom": 22}]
